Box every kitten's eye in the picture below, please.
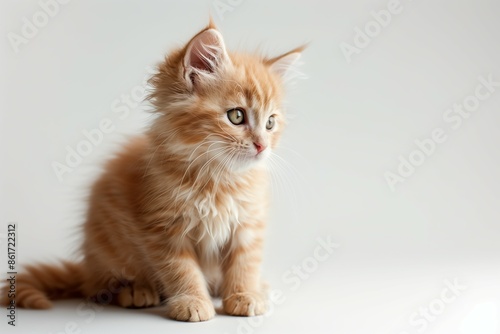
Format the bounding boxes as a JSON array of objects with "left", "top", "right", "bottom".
[
  {"left": 227, "top": 108, "right": 245, "bottom": 125},
  {"left": 266, "top": 115, "right": 275, "bottom": 130}
]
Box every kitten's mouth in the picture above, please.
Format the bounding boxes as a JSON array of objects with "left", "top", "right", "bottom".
[
  {"left": 254, "top": 151, "right": 266, "bottom": 159},
  {"left": 230, "top": 148, "right": 269, "bottom": 168},
  {"left": 235, "top": 150, "right": 263, "bottom": 162},
  {"left": 248, "top": 149, "right": 268, "bottom": 160}
]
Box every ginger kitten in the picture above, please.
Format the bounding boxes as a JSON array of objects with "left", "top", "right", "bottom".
[{"left": 2, "top": 21, "right": 303, "bottom": 321}]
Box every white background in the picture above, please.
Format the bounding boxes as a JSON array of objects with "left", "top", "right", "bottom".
[{"left": 1, "top": 0, "right": 500, "bottom": 333}]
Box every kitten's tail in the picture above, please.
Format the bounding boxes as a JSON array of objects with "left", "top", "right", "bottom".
[{"left": 1, "top": 261, "right": 84, "bottom": 309}]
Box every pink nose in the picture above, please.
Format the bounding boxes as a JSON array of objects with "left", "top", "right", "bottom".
[{"left": 253, "top": 142, "right": 266, "bottom": 154}]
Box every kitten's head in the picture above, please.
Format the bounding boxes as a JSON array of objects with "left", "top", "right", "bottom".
[{"left": 149, "top": 21, "right": 303, "bottom": 172}]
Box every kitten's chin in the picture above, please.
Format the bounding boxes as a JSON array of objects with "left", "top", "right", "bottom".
[{"left": 231, "top": 150, "right": 269, "bottom": 172}]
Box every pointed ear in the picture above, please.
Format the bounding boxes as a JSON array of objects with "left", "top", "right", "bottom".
[
  {"left": 183, "top": 28, "right": 231, "bottom": 90},
  {"left": 265, "top": 45, "right": 306, "bottom": 78}
]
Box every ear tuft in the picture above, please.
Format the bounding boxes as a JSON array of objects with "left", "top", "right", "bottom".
[
  {"left": 207, "top": 16, "right": 217, "bottom": 30},
  {"left": 183, "top": 28, "right": 230, "bottom": 90},
  {"left": 265, "top": 45, "right": 307, "bottom": 80}
]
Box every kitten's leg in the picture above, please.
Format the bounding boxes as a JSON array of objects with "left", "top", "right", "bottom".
[
  {"left": 148, "top": 244, "right": 215, "bottom": 321},
  {"left": 81, "top": 252, "right": 160, "bottom": 308},
  {"left": 117, "top": 276, "right": 161, "bottom": 308},
  {"left": 221, "top": 224, "right": 268, "bottom": 316}
]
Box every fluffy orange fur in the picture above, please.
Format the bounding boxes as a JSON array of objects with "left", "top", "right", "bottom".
[{"left": 1, "top": 21, "right": 303, "bottom": 321}]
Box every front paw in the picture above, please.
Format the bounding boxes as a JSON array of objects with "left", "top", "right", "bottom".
[
  {"left": 223, "top": 292, "right": 267, "bottom": 316},
  {"left": 166, "top": 295, "right": 215, "bottom": 322}
]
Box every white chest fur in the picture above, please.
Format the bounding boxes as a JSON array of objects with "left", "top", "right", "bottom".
[
  {"left": 196, "top": 193, "right": 240, "bottom": 247},
  {"left": 178, "top": 169, "right": 267, "bottom": 256},
  {"left": 182, "top": 189, "right": 248, "bottom": 256}
]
